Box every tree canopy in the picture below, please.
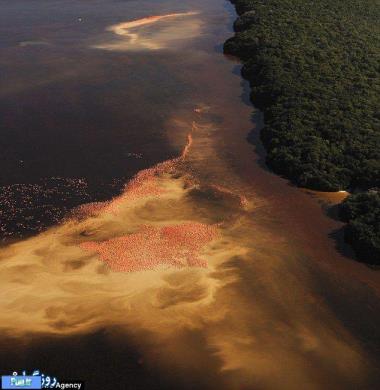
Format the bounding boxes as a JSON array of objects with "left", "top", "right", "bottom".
[{"left": 225, "top": 0, "right": 380, "bottom": 263}]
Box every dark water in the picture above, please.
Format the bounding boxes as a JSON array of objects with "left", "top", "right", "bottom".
[
  {"left": 1, "top": 1, "right": 380, "bottom": 389},
  {"left": 0, "top": 0, "right": 187, "bottom": 239}
]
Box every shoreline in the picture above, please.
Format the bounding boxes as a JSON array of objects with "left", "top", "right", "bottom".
[{"left": 224, "top": 0, "right": 380, "bottom": 265}]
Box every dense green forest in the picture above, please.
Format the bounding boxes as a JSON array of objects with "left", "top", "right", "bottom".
[
  {"left": 340, "top": 191, "right": 380, "bottom": 264},
  {"left": 224, "top": 0, "right": 380, "bottom": 264}
]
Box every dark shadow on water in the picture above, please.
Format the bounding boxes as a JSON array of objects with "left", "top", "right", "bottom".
[
  {"left": 329, "top": 227, "right": 358, "bottom": 262},
  {"left": 246, "top": 111, "right": 273, "bottom": 175},
  {"left": 227, "top": 62, "right": 273, "bottom": 175},
  {"left": 325, "top": 203, "right": 343, "bottom": 222},
  {"left": 231, "top": 64, "right": 243, "bottom": 77},
  {"left": 0, "top": 328, "right": 222, "bottom": 390},
  {"left": 329, "top": 227, "right": 380, "bottom": 270},
  {"left": 304, "top": 264, "right": 380, "bottom": 389},
  {"left": 213, "top": 43, "right": 225, "bottom": 53},
  {"left": 225, "top": 51, "right": 361, "bottom": 266},
  {"left": 0, "top": 330, "right": 161, "bottom": 390}
]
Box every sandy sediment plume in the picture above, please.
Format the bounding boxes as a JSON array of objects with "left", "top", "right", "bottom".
[
  {"left": 93, "top": 12, "right": 201, "bottom": 51},
  {"left": 0, "top": 105, "right": 375, "bottom": 389}
]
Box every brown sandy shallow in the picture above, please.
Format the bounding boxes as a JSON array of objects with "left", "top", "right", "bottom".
[{"left": 0, "top": 1, "right": 379, "bottom": 389}]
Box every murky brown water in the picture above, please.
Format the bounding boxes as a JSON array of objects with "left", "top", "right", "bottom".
[{"left": 1, "top": 1, "right": 379, "bottom": 389}]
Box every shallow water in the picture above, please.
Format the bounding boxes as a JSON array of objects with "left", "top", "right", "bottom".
[{"left": 0, "top": 1, "right": 379, "bottom": 389}]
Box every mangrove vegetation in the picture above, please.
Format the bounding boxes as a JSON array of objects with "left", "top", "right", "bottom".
[{"left": 224, "top": 0, "right": 380, "bottom": 263}]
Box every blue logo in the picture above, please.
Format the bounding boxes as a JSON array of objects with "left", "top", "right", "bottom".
[
  {"left": 1, "top": 375, "right": 41, "bottom": 389},
  {"left": 1, "top": 371, "right": 58, "bottom": 389}
]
